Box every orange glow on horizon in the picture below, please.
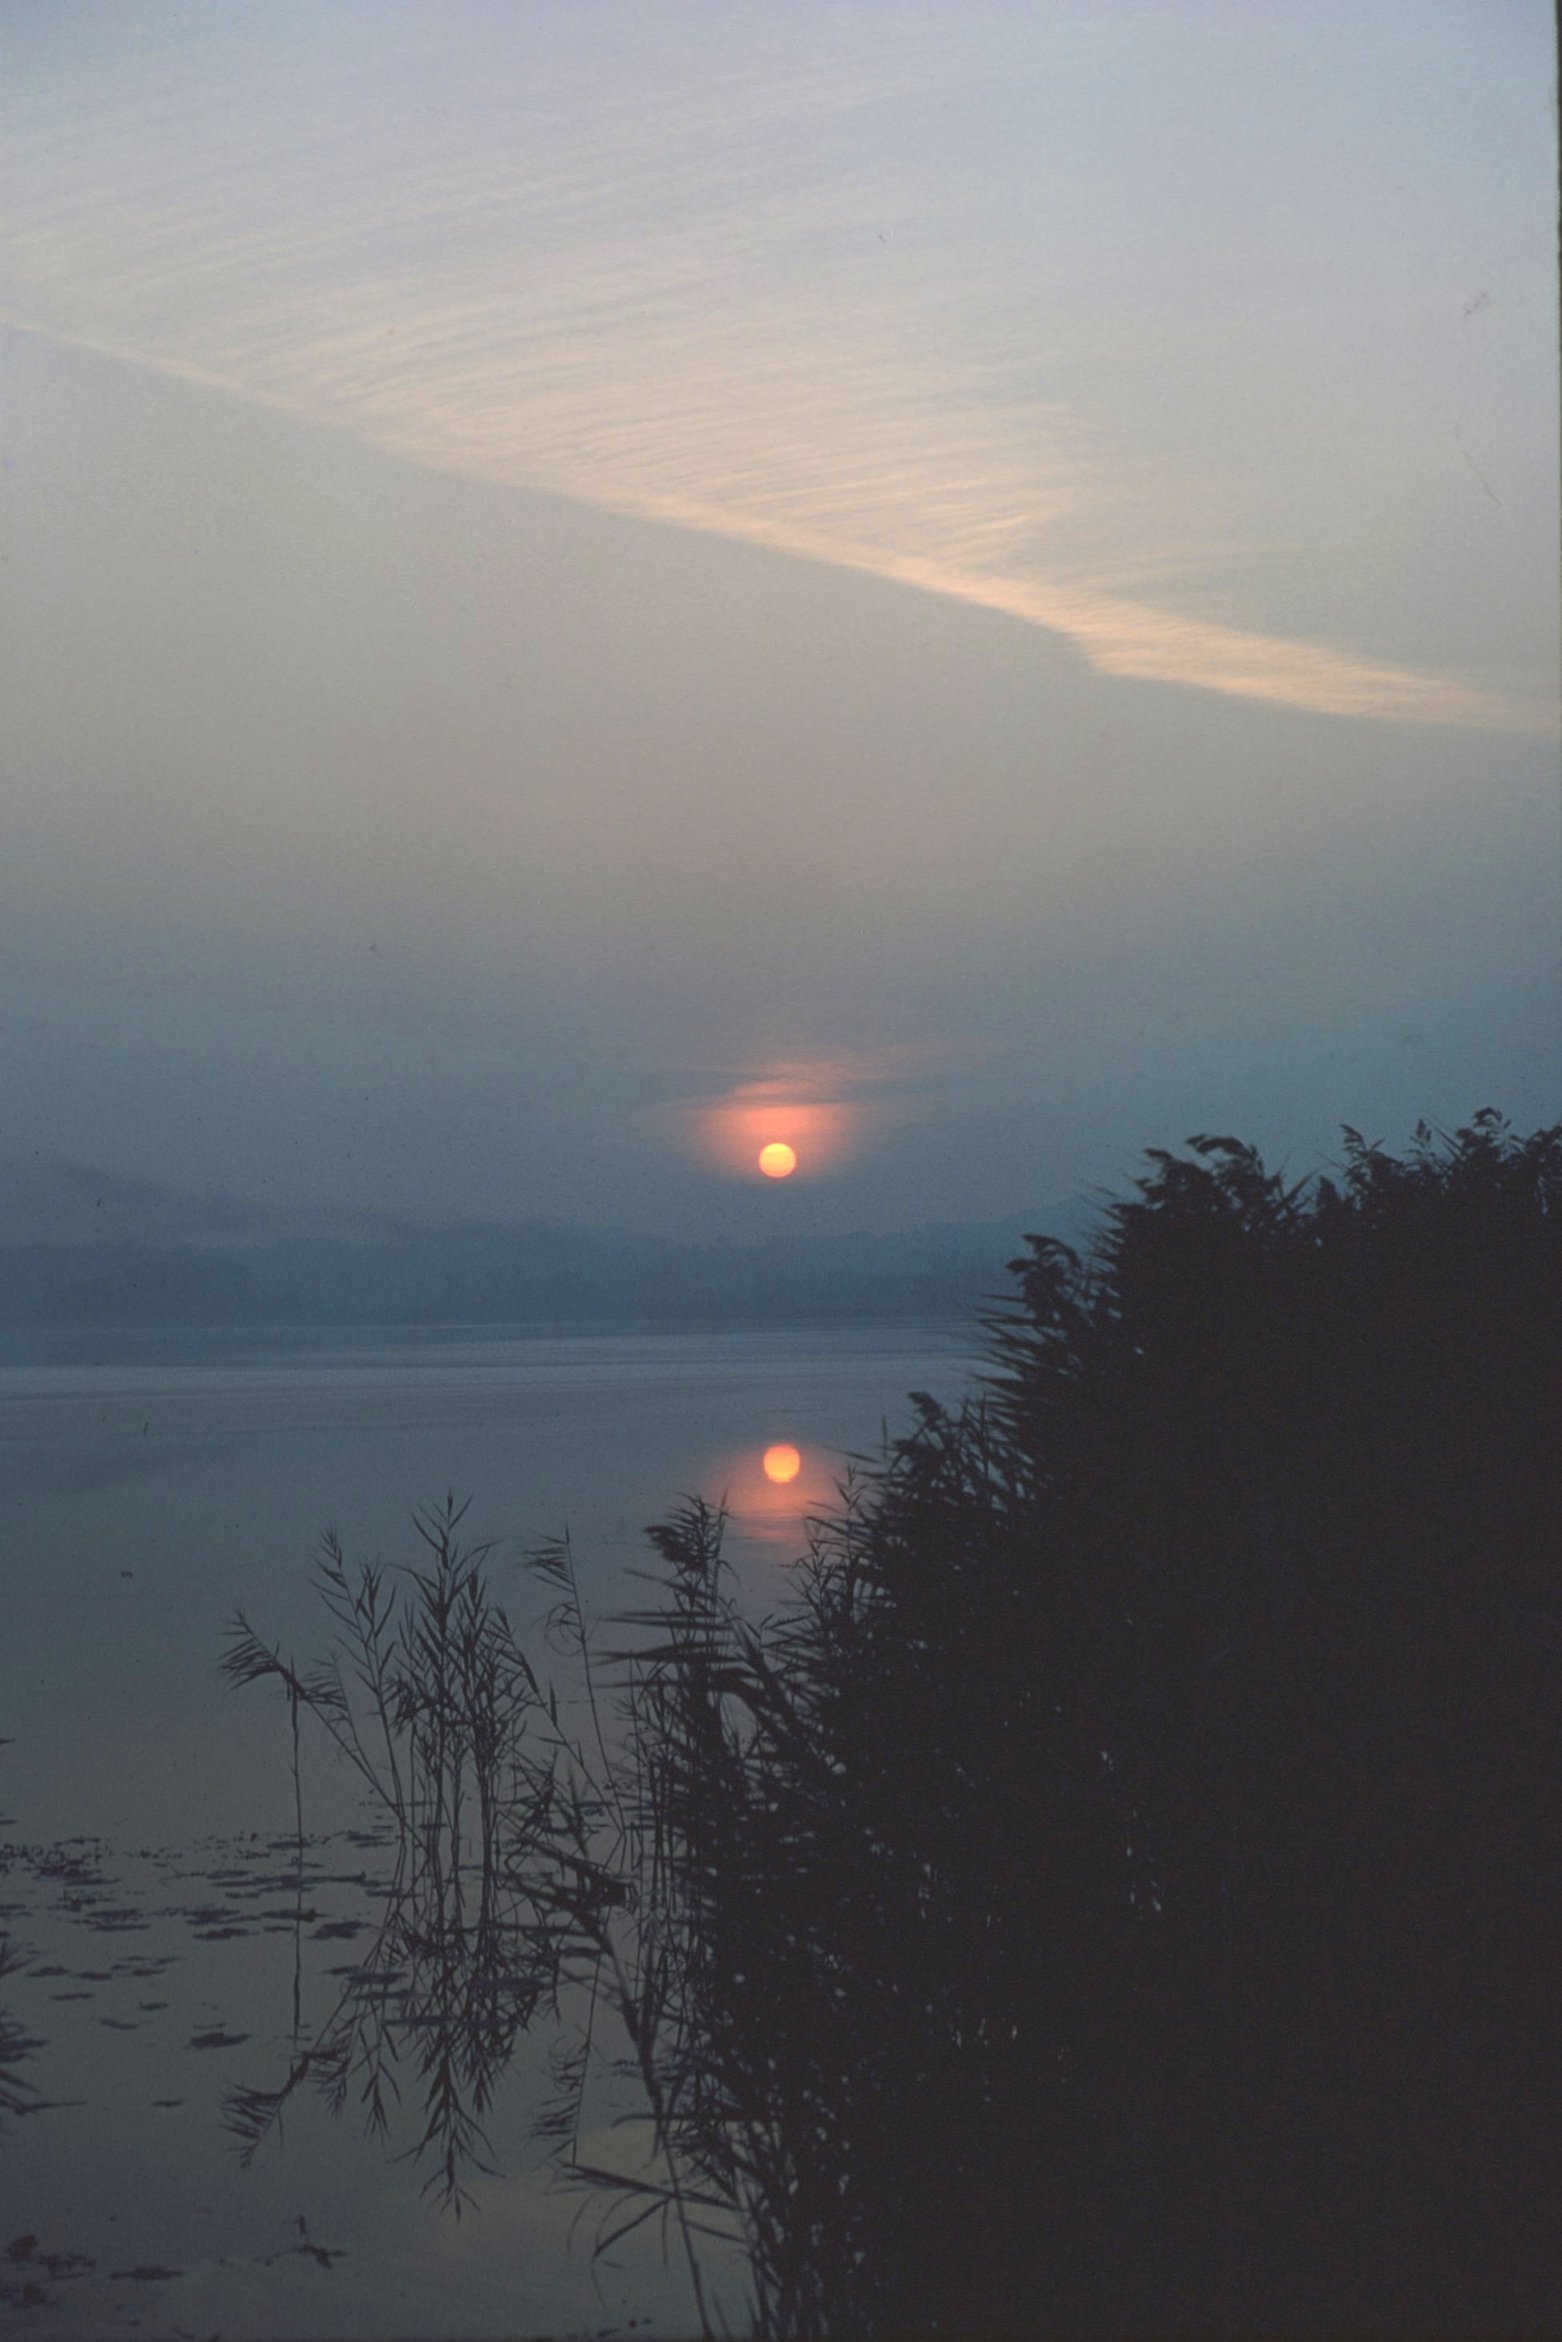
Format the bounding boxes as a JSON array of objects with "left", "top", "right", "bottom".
[
  {"left": 687, "top": 1092, "right": 860, "bottom": 1180},
  {"left": 762, "top": 1442, "right": 802, "bottom": 1484},
  {"left": 658, "top": 1045, "right": 946, "bottom": 1184}
]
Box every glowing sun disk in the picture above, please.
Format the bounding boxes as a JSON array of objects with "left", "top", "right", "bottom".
[
  {"left": 758, "top": 1142, "right": 798, "bottom": 1178},
  {"left": 762, "top": 1444, "right": 803, "bottom": 1484}
]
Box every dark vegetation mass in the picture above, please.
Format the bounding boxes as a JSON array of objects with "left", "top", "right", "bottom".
[{"left": 229, "top": 1113, "right": 1562, "bottom": 2335}]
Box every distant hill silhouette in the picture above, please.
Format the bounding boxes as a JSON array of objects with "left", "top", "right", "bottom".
[{"left": 0, "top": 1156, "right": 1090, "bottom": 1327}]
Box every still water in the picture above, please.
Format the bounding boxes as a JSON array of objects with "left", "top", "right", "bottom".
[{"left": 0, "top": 1320, "right": 978, "bottom": 2337}]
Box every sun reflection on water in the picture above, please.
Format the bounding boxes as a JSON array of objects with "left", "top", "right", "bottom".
[{"left": 704, "top": 1437, "right": 839, "bottom": 1550}]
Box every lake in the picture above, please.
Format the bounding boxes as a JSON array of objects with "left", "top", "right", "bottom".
[{"left": 0, "top": 1320, "right": 980, "bottom": 2338}]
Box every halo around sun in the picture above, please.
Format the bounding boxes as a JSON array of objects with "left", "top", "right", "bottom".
[{"left": 758, "top": 1142, "right": 798, "bottom": 1178}]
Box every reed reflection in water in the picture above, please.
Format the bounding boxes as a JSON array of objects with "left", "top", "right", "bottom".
[{"left": 0, "top": 1946, "right": 39, "bottom": 2131}]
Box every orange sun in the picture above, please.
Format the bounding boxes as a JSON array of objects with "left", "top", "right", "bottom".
[
  {"left": 758, "top": 1142, "right": 798, "bottom": 1179},
  {"left": 762, "top": 1443, "right": 803, "bottom": 1485}
]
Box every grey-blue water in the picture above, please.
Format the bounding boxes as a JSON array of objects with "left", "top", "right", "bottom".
[{"left": 0, "top": 1320, "right": 979, "bottom": 2337}]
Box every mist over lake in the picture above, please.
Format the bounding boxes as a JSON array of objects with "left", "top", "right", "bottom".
[{"left": 2, "top": 1320, "right": 979, "bottom": 1842}]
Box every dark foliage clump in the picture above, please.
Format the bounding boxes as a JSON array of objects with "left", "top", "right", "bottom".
[{"left": 644, "top": 1113, "right": 1562, "bottom": 2334}]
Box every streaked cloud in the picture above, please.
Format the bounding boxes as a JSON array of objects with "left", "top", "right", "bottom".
[{"left": 5, "top": 6, "right": 1551, "bottom": 733}]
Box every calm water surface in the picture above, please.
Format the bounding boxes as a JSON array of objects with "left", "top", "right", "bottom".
[{"left": 0, "top": 1320, "right": 978, "bottom": 2337}]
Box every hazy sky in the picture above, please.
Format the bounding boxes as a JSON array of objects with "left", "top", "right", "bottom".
[{"left": 3, "top": 1, "right": 1557, "bottom": 1235}]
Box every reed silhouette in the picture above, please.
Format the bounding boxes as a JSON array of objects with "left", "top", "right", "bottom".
[
  {"left": 228, "top": 1113, "right": 1562, "bottom": 2335},
  {"left": 223, "top": 1501, "right": 561, "bottom": 2212},
  {"left": 222, "top": 1501, "right": 736, "bottom": 2315}
]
